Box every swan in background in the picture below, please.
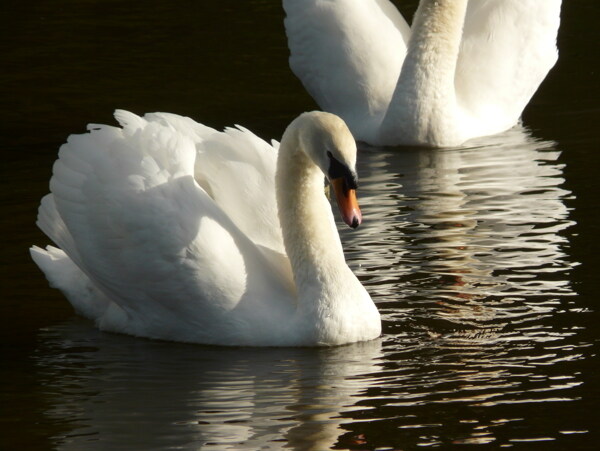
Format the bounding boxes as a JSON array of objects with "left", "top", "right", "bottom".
[
  {"left": 283, "top": 0, "right": 561, "bottom": 147},
  {"left": 30, "top": 111, "right": 381, "bottom": 346}
]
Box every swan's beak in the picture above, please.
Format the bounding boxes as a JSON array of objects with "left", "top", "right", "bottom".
[{"left": 331, "top": 177, "right": 362, "bottom": 228}]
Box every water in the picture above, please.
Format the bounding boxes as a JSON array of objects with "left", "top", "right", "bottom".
[{"left": 1, "top": 1, "right": 598, "bottom": 449}]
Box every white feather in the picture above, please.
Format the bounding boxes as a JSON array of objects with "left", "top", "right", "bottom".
[{"left": 31, "top": 111, "right": 381, "bottom": 346}]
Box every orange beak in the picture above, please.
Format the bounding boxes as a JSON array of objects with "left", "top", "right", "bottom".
[{"left": 331, "top": 178, "right": 362, "bottom": 228}]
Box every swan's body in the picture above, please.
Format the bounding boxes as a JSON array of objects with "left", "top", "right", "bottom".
[
  {"left": 31, "top": 111, "right": 381, "bottom": 346},
  {"left": 283, "top": 0, "right": 561, "bottom": 147}
]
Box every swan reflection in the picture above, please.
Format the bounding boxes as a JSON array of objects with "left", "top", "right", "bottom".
[
  {"left": 35, "top": 322, "right": 383, "bottom": 450},
  {"left": 333, "top": 126, "right": 584, "bottom": 446},
  {"left": 347, "top": 126, "right": 576, "bottom": 328}
]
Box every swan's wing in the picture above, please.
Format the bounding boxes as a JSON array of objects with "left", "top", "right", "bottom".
[
  {"left": 456, "top": 0, "right": 561, "bottom": 129},
  {"left": 145, "top": 112, "right": 284, "bottom": 254},
  {"left": 36, "top": 111, "right": 294, "bottom": 343},
  {"left": 283, "top": 0, "right": 411, "bottom": 137}
]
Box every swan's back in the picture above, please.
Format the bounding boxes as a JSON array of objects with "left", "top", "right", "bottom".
[
  {"left": 145, "top": 112, "right": 285, "bottom": 252},
  {"left": 32, "top": 111, "right": 296, "bottom": 345}
]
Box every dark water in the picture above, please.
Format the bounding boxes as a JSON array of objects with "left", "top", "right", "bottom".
[{"left": 1, "top": 1, "right": 599, "bottom": 449}]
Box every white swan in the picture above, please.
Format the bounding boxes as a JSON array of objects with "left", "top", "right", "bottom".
[
  {"left": 30, "top": 111, "right": 381, "bottom": 346},
  {"left": 283, "top": 0, "right": 561, "bottom": 147}
]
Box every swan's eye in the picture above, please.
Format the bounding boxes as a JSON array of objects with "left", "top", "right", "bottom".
[{"left": 327, "top": 151, "right": 358, "bottom": 190}]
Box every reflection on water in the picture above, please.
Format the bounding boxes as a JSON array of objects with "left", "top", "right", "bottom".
[
  {"left": 31, "top": 127, "right": 591, "bottom": 449},
  {"left": 36, "top": 322, "right": 384, "bottom": 450},
  {"left": 348, "top": 126, "right": 577, "bottom": 323},
  {"left": 342, "top": 127, "right": 586, "bottom": 447}
]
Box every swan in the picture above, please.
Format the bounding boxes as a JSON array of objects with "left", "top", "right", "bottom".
[
  {"left": 30, "top": 110, "right": 381, "bottom": 346},
  {"left": 283, "top": 0, "right": 561, "bottom": 147}
]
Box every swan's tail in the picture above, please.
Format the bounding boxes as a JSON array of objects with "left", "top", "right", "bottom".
[
  {"left": 30, "top": 245, "right": 113, "bottom": 321},
  {"left": 31, "top": 194, "right": 125, "bottom": 326}
]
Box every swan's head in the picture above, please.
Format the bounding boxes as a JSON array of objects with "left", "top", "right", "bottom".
[{"left": 296, "top": 111, "right": 362, "bottom": 229}]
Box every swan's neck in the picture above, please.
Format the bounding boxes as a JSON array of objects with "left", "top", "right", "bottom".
[
  {"left": 380, "top": 0, "right": 469, "bottom": 146},
  {"left": 276, "top": 130, "right": 350, "bottom": 313}
]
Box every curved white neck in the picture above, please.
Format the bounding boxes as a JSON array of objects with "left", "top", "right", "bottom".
[
  {"left": 276, "top": 126, "right": 349, "bottom": 309},
  {"left": 380, "top": 0, "right": 468, "bottom": 146}
]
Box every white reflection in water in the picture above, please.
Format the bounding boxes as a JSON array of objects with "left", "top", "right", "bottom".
[
  {"left": 35, "top": 126, "right": 587, "bottom": 449},
  {"left": 36, "top": 322, "right": 384, "bottom": 450},
  {"left": 337, "top": 126, "right": 585, "bottom": 446},
  {"left": 346, "top": 126, "right": 577, "bottom": 329}
]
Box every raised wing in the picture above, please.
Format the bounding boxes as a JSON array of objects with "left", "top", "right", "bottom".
[
  {"left": 283, "top": 0, "right": 411, "bottom": 136},
  {"left": 456, "top": 0, "right": 561, "bottom": 130},
  {"left": 146, "top": 112, "right": 284, "bottom": 253},
  {"left": 37, "top": 111, "right": 294, "bottom": 342}
]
